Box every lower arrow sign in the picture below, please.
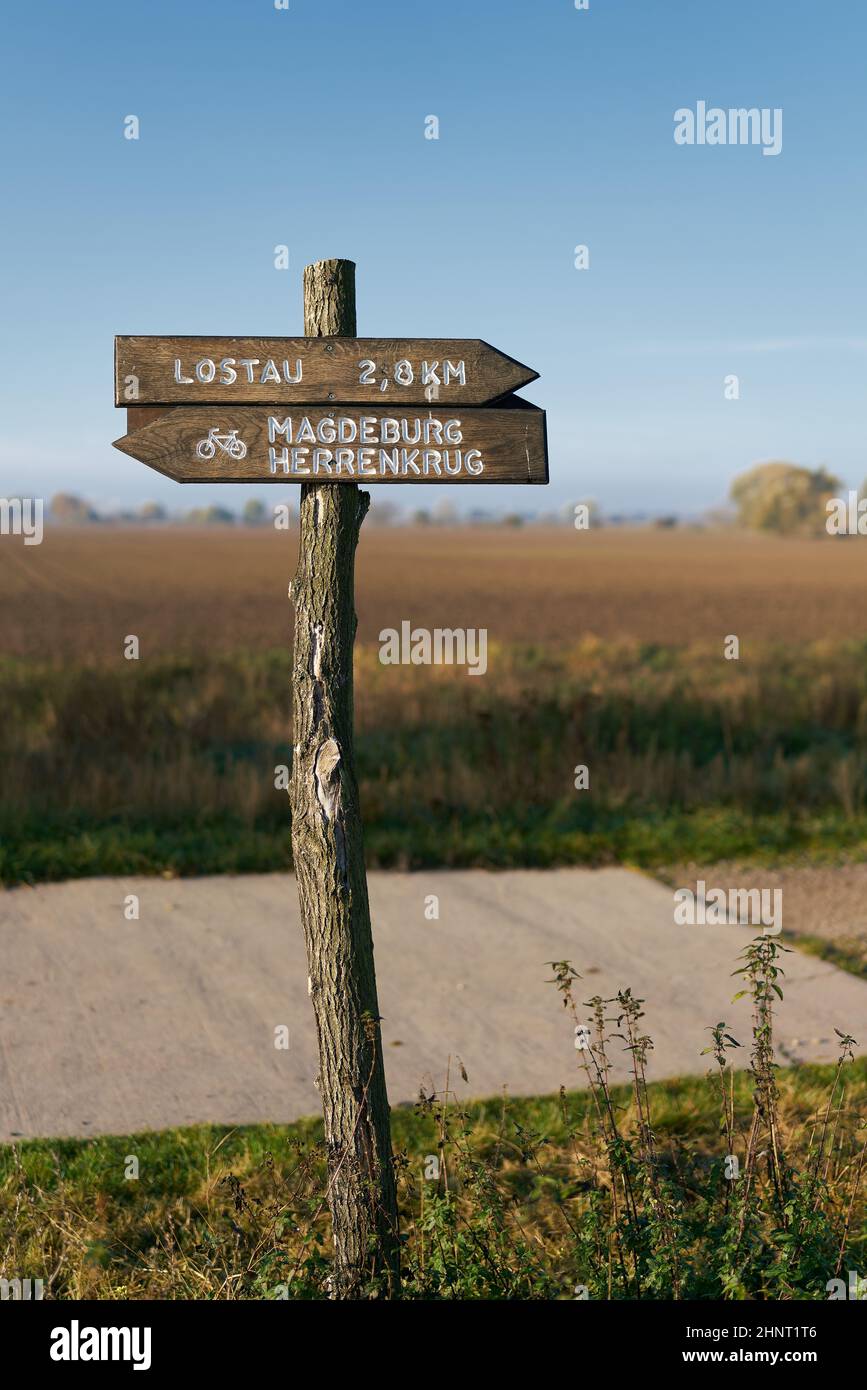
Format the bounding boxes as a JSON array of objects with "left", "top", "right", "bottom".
[{"left": 112, "top": 398, "right": 548, "bottom": 484}]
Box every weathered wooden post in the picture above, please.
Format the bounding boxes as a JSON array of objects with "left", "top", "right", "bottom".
[
  {"left": 112, "top": 273, "right": 548, "bottom": 1298},
  {"left": 289, "top": 259, "right": 399, "bottom": 1295}
]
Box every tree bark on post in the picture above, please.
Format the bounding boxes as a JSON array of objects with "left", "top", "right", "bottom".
[{"left": 290, "top": 258, "right": 400, "bottom": 1296}]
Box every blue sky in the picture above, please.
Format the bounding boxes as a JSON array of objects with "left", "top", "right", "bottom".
[{"left": 1, "top": 0, "right": 864, "bottom": 516}]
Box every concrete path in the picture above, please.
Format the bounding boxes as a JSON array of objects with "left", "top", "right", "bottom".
[{"left": 1, "top": 869, "right": 865, "bottom": 1142}]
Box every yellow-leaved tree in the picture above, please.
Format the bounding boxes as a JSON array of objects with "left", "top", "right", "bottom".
[{"left": 729, "top": 461, "right": 841, "bottom": 537}]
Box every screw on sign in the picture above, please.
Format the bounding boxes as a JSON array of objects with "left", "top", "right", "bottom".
[{"left": 112, "top": 259, "right": 548, "bottom": 1296}]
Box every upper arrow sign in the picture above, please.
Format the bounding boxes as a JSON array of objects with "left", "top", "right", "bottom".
[{"left": 114, "top": 337, "right": 539, "bottom": 407}]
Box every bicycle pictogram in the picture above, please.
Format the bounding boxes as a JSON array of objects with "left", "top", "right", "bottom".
[{"left": 195, "top": 427, "right": 247, "bottom": 460}]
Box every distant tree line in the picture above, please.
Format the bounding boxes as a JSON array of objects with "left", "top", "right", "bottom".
[
  {"left": 41, "top": 465, "right": 860, "bottom": 536},
  {"left": 47, "top": 495, "right": 276, "bottom": 527}
]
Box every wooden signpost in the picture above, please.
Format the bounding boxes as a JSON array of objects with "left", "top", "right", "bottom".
[{"left": 112, "top": 259, "right": 548, "bottom": 1298}]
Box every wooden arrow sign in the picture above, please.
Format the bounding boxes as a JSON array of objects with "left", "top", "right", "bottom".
[
  {"left": 114, "top": 336, "right": 538, "bottom": 407},
  {"left": 112, "top": 398, "right": 548, "bottom": 484}
]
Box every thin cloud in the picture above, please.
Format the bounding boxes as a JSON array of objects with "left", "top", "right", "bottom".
[{"left": 632, "top": 336, "right": 867, "bottom": 355}]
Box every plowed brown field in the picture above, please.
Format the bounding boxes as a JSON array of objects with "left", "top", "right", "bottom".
[{"left": 2, "top": 525, "right": 866, "bottom": 660}]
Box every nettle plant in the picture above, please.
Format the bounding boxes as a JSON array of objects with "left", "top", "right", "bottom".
[{"left": 540, "top": 939, "right": 862, "bottom": 1301}]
